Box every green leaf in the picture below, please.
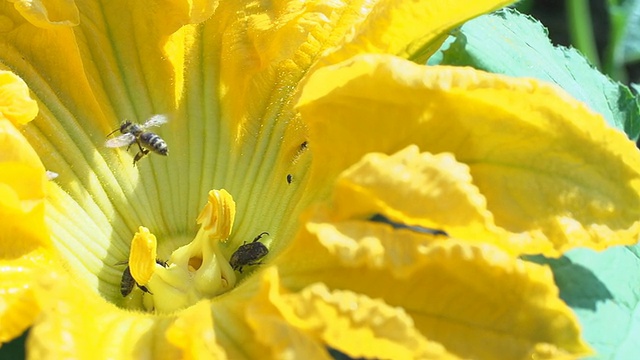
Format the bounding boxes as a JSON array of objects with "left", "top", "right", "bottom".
[
  {"left": 431, "top": 8, "right": 640, "bottom": 141},
  {"left": 527, "top": 246, "right": 640, "bottom": 360},
  {"left": 0, "top": 329, "right": 27, "bottom": 359}
]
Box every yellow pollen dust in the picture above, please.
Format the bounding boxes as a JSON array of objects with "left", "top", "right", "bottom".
[{"left": 124, "top": 189, "right": 238, "bottom": 313}]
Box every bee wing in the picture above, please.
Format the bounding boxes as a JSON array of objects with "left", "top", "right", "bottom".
[
  {"left": 142, "top": 114, "right": 168, "bottom": 128},
  {"left": 105, "top": 133, "right": 136, "bottom": 148}
]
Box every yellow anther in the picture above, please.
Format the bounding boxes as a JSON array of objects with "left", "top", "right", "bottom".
[
  {"left": 129, "top": 226, "right": 158, "bottom": 286},
  {"left": 196, "top": 189, "right": 235, "bottom": 240}
]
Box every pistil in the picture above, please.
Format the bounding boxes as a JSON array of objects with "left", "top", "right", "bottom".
[{"left": 125, "top": 189, "right": 238, "bottom": 313}]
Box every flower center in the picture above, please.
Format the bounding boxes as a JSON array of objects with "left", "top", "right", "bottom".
[{"left": 122, "top": 189, "right": 264, "bottom": 313}]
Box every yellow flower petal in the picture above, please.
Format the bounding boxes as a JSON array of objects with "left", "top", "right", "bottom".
[
  {"left": 0, "top": 0, "right": 211, "bottom": 143},
  {"left": 0, "top": 83, "right": 53, "bottom": 345},
  {"left": 215, "top": 0, "right": 512, "bottom": 143},
  {"left": 0, "top": 251, "right": 52, "bottom": 344},
  {"left": 8, "top": 0, "right": 79, "bottom": 28},
  {"left": 297, "top": 54, "right": 640, "bottom": 255},
  {"left": 246, "top": 267, "right": 459, "bottom": 359},
  {"left": 0, "top": 119, "right": 49, "bottom": 256},
  {"left": 278, "top": 225, "right": 591, "bottom": 359},
  {"left": 0, "top": 6, "right": 112, "bottom": 135},
  {"left": 165, "top": 301, "right": 228, "bottom": 359},
  {"left": 28, "top": 269, "right": 226, "bottom": 359},
  {"left": 0, "top": 71, "right": 38, "bottom": 126},
  {"left": 329, "top": 144, "right": 541, "bottom": 254},
  {"left": 319, "top": 0, "right": 514, "bottom": 65},
  {"left": 167, "top": 0, "right": 218, "bottom": 25}
]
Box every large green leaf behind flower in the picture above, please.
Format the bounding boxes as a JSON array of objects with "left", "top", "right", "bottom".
[
  {"left": 432, "top": 8, "right": 640, "bottom": 141},
  {"left": 529, "top": 245, "right": 640, "bottom": 360}
]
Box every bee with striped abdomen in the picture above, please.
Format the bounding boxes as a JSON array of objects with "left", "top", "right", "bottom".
[{"left": 105, "top": 114, "right": 169, "bottom": 166}]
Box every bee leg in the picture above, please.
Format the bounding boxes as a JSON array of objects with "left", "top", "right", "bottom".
[
  {"left": 133, "top": 149, "right": 150, "bottom": 166},
  {"left": 138, "top": 284, "right": 153, "bottom": 295},
  {"left": 132, "top": 138, "right": 150, "bottom": 166},
  {"left": 136, "top": 139, "right": 145, "bottom": 152}
]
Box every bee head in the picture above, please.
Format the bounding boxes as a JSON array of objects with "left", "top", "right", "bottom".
[
  {"left": 106, "top": 120, "right": 133, "bottom": 137},
  {"left": 120, "top": 120, "right": 133, "bottom": 132}
]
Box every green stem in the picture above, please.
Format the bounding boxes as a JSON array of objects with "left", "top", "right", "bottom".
[
  {"left": 603, "top": 0, "right": 627, "bottom": 82},
  {"left": 566, "top": 0, "right": 601, "bottom": 69}
]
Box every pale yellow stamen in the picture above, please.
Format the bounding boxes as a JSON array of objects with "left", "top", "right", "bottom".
[{"left": 125, "top": 189, "right": 238, "bottom": 313}]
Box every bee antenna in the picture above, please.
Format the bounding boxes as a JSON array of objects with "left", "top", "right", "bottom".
[
  {"left": 106, "top": 127, "right": 120, "bottom": 137},
  {"left": 106, "top": 120, "right": 130, "bottom": 137}
]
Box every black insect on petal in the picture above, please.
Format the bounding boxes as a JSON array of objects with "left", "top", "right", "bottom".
[
  {"left": 118, "top": 259, "right": 168, "bottom": 296},
  {"left": 120, "top": 265, "right": 136, "bottom": 297},
  {"left": 230, "top": 232, "right": 269, "bottom": 273}
]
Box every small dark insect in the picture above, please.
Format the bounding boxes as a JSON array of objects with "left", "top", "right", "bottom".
[
  {"left": 291, "top": 140, "right": 309, "bottom": 165},
  {"left": 230, "top": 232, "right": 269, "bottom": 273},
  {"left": 105, "top": 114, "right": 169, "bottom": 166},
  {"left": 120, "top": 265, "right": 143, "bottom": 296},
  {"left": 120, "top": 266, "right": 136, "bottom": 296},
  {"left": 119, "top": 259, "right": 168, "bottom": 297},
  {"left": 286, "top": 174, "right": 293, "bottom": 184}
]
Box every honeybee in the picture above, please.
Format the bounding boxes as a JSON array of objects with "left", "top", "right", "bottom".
[
  {"left": 120, "top": 265, "right": 145, "bottom": 296},
  {"left": 105, "top": 114, "right": 169, "bottom": 166},
  {"left": 230, "top": 232, "right": 269, "bottom": 273},
  {"left": 118, "top": 259, "right": 168, "bottom": 297}
]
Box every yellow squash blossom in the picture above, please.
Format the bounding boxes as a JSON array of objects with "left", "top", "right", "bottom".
[{"left": 1, "top": 0, "right": 640, "bottom": 358}]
